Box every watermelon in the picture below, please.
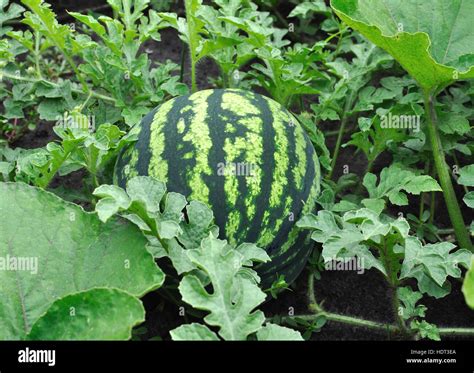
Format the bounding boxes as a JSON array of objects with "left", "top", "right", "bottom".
[{"left": 115, "top": 89, "right": 320, "bottom": 287}]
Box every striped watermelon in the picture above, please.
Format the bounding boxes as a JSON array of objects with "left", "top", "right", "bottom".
[{"left": 115, "top": 89, "right": 320, "bottom": 287}]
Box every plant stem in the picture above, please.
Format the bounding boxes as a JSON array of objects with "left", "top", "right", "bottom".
[
  {"left": 429, "top": 190, "right": 436, "bottom": 225},
  {"left": 327, "top": 90, "right": 356, "bottom": 180},
  {"left": 438, "top": 327, "right": 474, "bottom": 336},
  {"left": 179, "top": 43, "right": 186, "bottom": 84},
  {"left": 184, "top": 0, "right": 198, "bottom": 93},
  {"left": 302, "top": 272, "right": 396, "bottom": 332},
  {"left": 378, "top": 237, "right": 411, "bottom": 337},
  {"left": 327, "top": 117, "right": 346, "bottom": 179},
  {"left": 303, "top": 269, "right": 474, "bottom": 338},
  {"left": 452, "top": 151, "right": 469, "bottom": 195},
  {"left": 37, "top": 144, "right": 79, "bottom": 188},
  {"left": 278, "top": 313, "right": 474, "bottom": 337},
  {"left": 389, "top": 285, "right": 412, "bottom": 337},
  {"left": 221, "top": 69, "right": 229, "bottom": 89},
  {"left": 437, "top": 228, "right": 454, "bottom": 234},
  {"left": 283, "top": 312, "right": 398, "bottom": 332},
  {"left": 419, "top": 161, "right": 430, "bottom": 221},
  {"left": 190, "top": 59, "right": 197, "bottom": 94},
  {"left": 307, "top": 272, "right": 322, "bottom": 313},
  {"left": 423, "top": 92, "right": 473, "bottom": 251},
  {"left": 324, "top": 126, "right": 354, "bottom": 137},
  {"left": 34, "top": 31, "right": 43, "bottom": 79}
]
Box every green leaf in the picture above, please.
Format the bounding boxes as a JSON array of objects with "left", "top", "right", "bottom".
[
  {"left": 298, "top": 113, "right": 332, "bottom": 172},
  {"left": 0, "top": 182, "right": 164, "bottom": 340},
  {"left": 27, "top": 288, "right": 145, "bottom": 340},
  {"left": 463, "top": 192, "right": 474, "bottom": 209},
  {"left": 397, "top": 287, "right": 427, "bottom": 320},
  {"left": 438, "top": 112, "right": 471, "bottom": 135},
  {"left": 410, "top": 320, "right": 440, "bottom": 341},
  {"left": 331, "top": 0, "right": 474, "bottom": 92},
  {"left": 37, "top": 98, "right": 68, "bottom": 120},
  {"left": 298, "top": 209, "right": 410, "bottom": 276},
  {"left": 0, "top": 0, "right": 25, "bottom": 36},
  {"left": 121, "top": 106, "right": 150, "bottom": 127},
  {"left": 289, "top": 1, "right": 329, "bottom": 18},
  {"left": 126, "top": 176, "right": 166, "bottom": 215},
  {"left": 363, "top": 164, "right": 441, "bottom": 206},
  {"left": 463, "top": 259, "right": 474, "bottom": 309},
  {"left": 177, "top": 235, "right": 268, "bottom": 340},
  {"left": 94, "top": 176, "right": 218, "bottom": 274},
  {"left": 21, "top": 0, "right": 76, "bottom": 55},
  {"left": 93, "top": 184, "right": 132, "bottom": 222},
  {"left": 256, "top": 323, "right": 304, "bottom": 341},
  {"left": 178, "top": 200, "right": 217, "bottom": 250},
  {"left": 346, "top": 117, "right": 408, "bottom": 163},
  {"left": 458, "top": 164, "right": 474, "bottom": 187},
  {"left": 400, "top": 237, "right": 472, "bottom": 298},
  {"left": 170, "top": 323, "right": 219, "bottom": 341}
]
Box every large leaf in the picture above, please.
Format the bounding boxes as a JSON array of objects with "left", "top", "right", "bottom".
[
  {"left": 297, "top": 208, "right": 410, "bottom": 275},
  {"left": 170, "top": 235, "right": 302, "bottom": 341},
  {"left": 0, "top": 182, "right": 164, "bottom": 340},
  {"left": 400, "top": 237, "right": 472, "bottom": 298},
  {"left": 256, "top": 323, "right": 304, "bottom": 341},
  {"left": 170, "top": 323, "right": 220, "bottom": 341},
  {"left": 93, "top": 176, "right": 219, "bottom": 274},
  {"left": 362, "top": 163, "right": 441, "bottom": 212},
  {"left": 27, "top": 288, "right": 145, "bottom": 340},
  {"left": 331, "top": 0, "right": 474, "bottom": 92},
  {"left": 174, "top": 235, "right": 270, "bottom": 340}
]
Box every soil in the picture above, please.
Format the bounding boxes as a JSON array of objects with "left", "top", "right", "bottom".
[{"left": 7, "top": 0, "right": 474, "bottom": 341}]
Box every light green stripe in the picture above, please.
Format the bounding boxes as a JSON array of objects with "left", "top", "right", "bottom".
[
  {"left": 256, "top": 97, "right": 290, "bottom": 245},
  {"left": 265, "top": 98, "right": 289, "bottom": 208},
  {"left": 120, "top": 147, "right": 139, "bottom": 182},
  {"left": 183, "top": 90, "right": 213, "bottom": 203},
  {"left": 149, "top": 99, "right": 176, "bottom": 183},
  {"left": 258, "top": 195, "right": 293, "bottom": 248},
  {"left": 221, "top": 92, "right": 264, "bottom": 241},
  {"left": 279, "top": 162, "right": 320, "bottom": 253},
  {"left": 292, "top": 115, "right": 307, "bottom": 190},
  {"left": 221, "top": 91, "right": 260, "bottom": 115}
]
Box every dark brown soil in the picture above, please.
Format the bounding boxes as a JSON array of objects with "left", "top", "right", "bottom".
[{"left": 7, "top": 0, "right": 474, "bottom": 341}]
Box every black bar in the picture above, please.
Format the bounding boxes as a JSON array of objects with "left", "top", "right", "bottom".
[{"left": 0, "top": 341, "right": 472, "bottom": 372}]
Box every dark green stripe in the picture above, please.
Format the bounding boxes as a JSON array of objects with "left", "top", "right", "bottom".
[
  {"left": 135, "top": 106, "right": 159, "bottom": 177},
  {"left": 258, "top": 231, "right": 313, "bottom": 287},
  {"left": 264, "top": 113, "right": 299, "bottom": 255},
  {"left": 161, "top": 95, "right": 195, "bottom": 197},
  {"left": 244, "top": 93, "right": 276, "bottom": 243},
  {"left": 202, "top": 90, "right": 228, "bottom": 237},
  {"left": 267, "top": 124, "right": 317, "bottom": 256},
  {"left": 216, "top": 90, "right": 256, "bottom": 242}
]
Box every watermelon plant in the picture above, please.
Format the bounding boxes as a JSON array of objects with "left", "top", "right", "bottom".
[{"left": 0, "top": 0, "right": 474, "bottom": 344}]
